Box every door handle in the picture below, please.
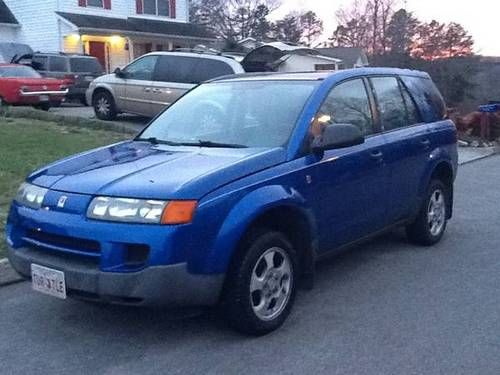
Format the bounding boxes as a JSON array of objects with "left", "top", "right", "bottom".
[
  {"left": 370, "top": 150, "right": 384, "bottom": 161},
  {"left": 420, "top": 139, "right": 431, "bottom": 148},
  {"left": 152, "top": 88, "right": 162, "bottom": 93},
  {"left": 144, "top": 87, "right": 151, "bottom": 93}
]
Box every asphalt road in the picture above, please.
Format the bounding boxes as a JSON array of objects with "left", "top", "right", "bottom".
[{"left": 1, "top": 156, "right": 499, "bottom": 375}]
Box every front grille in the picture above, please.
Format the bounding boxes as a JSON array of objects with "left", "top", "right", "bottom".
[{"left": 24, "top": 229, "right": 101, "bottom": 257}]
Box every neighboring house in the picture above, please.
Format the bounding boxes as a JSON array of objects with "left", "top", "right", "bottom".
[
  {"left": 1, "top": 0, "right": 216, "bottom": 72},
  {"left": 241, "top": 42, "right": 342, "bottom": 73},
  {"left": 316, "top": 47, "right": 369, "bottom": 69},
  {"left": 0, "top": 0, "right": 19, "bottom": 43}
]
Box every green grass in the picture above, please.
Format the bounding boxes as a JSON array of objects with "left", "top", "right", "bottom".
[{"left": 0, "top": 116, "right": 129, "bottom": 258}]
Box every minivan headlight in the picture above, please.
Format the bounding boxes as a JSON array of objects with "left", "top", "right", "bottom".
[
  {"left": 87, "top": 197, "right": 198, "bottom": 225},
  {"left": 15, "top": 183, "right": 48, "bottom": 209}
]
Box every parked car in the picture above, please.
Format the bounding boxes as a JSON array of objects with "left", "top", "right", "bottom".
[
  {"left": 7, "top": 68, "right": 457, "bottom": 335},
  {"left": 26, "top": 52, "right": 104, "bottom": 105},
  {"left": 87, "top": 51, "right": 245, "bottom": 120},
  {"left": 0, "top": 64, "right": 68, "bottom": 110}
]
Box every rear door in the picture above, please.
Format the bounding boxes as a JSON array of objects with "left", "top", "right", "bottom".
[
  {"left": 369, "top": 75, "right": 430, "bottom": 222},
  {"left": 121, "top": 55, "right": 159, "bottom": 116},
  {"left": 150, "top": 56, "right": 238, "bottom": 116},
  {"left": 149, "top": 55, "right": 197, "bottom": 115}
]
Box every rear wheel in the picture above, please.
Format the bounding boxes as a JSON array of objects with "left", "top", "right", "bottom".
[
  {"left": 406, "top": 179, "right": 449, "bottom": 246},
  {"left": 222, "top": 230, "right": 298, "bottom": 336},
  {"left": 93, "top": 91, "right": 117, "bottom": 121}
]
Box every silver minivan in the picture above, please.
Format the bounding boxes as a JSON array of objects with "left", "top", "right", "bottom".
[{"left": 87, "top": 52, "right": 245, "bottom": 120}]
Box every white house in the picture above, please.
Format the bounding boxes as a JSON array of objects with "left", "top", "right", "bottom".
[{"left": 0, "top": 0, "right": 216, "bottom": 71}]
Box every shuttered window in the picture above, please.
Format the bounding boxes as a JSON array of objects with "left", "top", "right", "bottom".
[{"left": 136, "top": 0, "right": 174, "bottom": 17}]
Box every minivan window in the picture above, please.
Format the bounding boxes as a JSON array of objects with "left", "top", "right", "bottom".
[
  {"left": 70, "top": 58, "right": 103, "bottom": 73},
  {"left": 191, "top": 59, "right": 234, "bottom": 82},
  {"left": 153, "top": 56, "right": 198, "bottom": 83},
  {"left": 371, "top": 76, "right": 408, "bottom": 131},
  {"left": 312, "top": 79, "right": 374, "bottom": 137},
  {"left": 124, "top": 55, "right": 158, "bottom": 80},
  {"left": 139, "top": 81, "right": 319, "bottom": 148},
  {"left": 49, "top": 56, "right": 68, "bottom": 72}
]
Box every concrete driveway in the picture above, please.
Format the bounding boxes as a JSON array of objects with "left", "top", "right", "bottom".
[{"left": 1, "top": 156, "right": 499, "bottom": 375}]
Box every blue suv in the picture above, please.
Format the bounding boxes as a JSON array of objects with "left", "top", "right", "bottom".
[{"left": 6, "top": 68, "right": 457, "bottom": 335}]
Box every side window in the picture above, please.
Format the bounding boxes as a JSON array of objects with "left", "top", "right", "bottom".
[
  {"left": 153, "top": 56, "right": 198, "bottom": 83},
  {"left": 49, "top": 56, "right": 68, "bottom": 72},
  {"left": 400, "top": 82, "right": 421, "bottom": 125},
  {"left": 32, "top": 56, "right": 48, "bottom": 71},
  {"left": 371, "top": 76, "right": 407, "bottom": 131},
  {"left": 311, "top": 78, "right": 374, "bottom": 137},
  {"left": 401, "top": 76, "right": 446, "bottom": 122},
  {"left": 124, "top": 55, "right": 158, "bottom": 80},
  {"left": 191, "top": 59, "right": 235, "bottom": 82}
]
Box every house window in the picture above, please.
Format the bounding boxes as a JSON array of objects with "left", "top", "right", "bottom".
[
  {"left": 142, "top": 0, "right": 170, "bottom": 16},
  {"left": 87, "top": 0, "right": 104, "bottom": 7}
]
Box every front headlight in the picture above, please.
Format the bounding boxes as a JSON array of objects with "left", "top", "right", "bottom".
[
  {"left": 87, "top": 197, "right": 198, "bottom": 225},
  {"left": 15, "top": 183, "right": 48, "bottom": 209}
]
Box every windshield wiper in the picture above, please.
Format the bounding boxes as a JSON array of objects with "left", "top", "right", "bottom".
[
  {"left": 181, "top": 140, "right": 248, "bottom": 149},
  {"left": 135, "top": 137, "right": 184, "bottom": 146}
]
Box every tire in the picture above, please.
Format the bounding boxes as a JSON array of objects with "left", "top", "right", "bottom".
[
  {"left": 93, "top": 91, "right": 117, "bottom": 121},
  {"left": 221, "top": 229, "right": 298, "bottom": 336},
  {"left": 0, "top": 96, "right": 5, "bottom": 110},
  {"left": 34, "top": 103, "right": 50, "bottom": 111},
  {"left": 406, "top": 179, "right": 449, "bottom": 246}
]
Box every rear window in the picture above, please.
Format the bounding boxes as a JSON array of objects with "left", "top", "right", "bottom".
[
  {"left": 32, "top": 56, "right": 48, "bottom": 71},
  {"left": 190, "top": 59, "right": 235, "bottom": 82},
  {"left": 70, "top": 57, "right": 103, "bottom": 73},
  {"left": 400, "top": 76, "right": 446, "bottom": 123},
  {"left": 0, "top": 65, "right": 41, "bottom": 78}
]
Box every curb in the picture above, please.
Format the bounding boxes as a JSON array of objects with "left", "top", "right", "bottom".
[
  {"left": 458, "top": 146, "right": 500, "bottom": 166},
  {"left": 0, "top": 258, "right": 24, "bottom": 287}
]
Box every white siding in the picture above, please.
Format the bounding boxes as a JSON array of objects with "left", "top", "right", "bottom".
[
  {"left": 0, "top": 25, "right": 19, "bottom": 43},
  {"left": 3, "top": 0, "right": 60, "bottom": 52}
]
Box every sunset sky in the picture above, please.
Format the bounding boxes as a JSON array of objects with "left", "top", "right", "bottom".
[{"left": 274, "top": 0, "right": 499, "bottom": 56}]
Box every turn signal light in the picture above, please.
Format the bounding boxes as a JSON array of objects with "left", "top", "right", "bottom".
[{"left": 161, "top": 201, "right": 198, "bottom": 225}]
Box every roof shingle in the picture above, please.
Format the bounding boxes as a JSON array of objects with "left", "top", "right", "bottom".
[{"left": 0, "top": 0, "right": 18, "bottom": 25}]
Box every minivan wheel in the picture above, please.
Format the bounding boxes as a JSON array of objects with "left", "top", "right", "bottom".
[
  {"left": 93, "top": 91, "right": 117, "bottom": 121},
  {"left": 222, "top": 230, "right": 298, "bottom": 336},
  {"left": 406, "top": 179, "right": 448, "bottom": 246}
]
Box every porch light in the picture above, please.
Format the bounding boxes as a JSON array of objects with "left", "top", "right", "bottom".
[
  {"left": 69, "top": 33, "right": 81, "bottom": 42},
  {"left": 109, "top": 35, "right": 124, "bottom": 45}
]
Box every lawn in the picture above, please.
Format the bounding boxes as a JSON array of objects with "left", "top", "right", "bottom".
[{"left": 0, "top": 116, "right": 129, "bottom": 258}]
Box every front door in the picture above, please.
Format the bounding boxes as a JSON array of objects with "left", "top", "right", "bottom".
[
  {"left": 120, "top": 55, "right": 159, "bottom": 116},
  {"left": 307, "top": 78, "right": 391, "bottom": 252},
  {"left": 88, "top": 41, "right": 107, "bottom": 72}
]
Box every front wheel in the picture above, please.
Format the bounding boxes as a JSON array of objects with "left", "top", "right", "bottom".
[
  {"left": 222, "top": 230, "right": 298, "bottom": 336},
  {"left": 93, "top": 91, "right": 117, "bottom": 121},
  {"left": 406, "top": 179, "right": 449, "bottom": 246}
]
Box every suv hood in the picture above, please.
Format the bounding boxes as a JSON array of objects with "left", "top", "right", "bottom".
[{"left": 28, "top": 141, "right": 286, "bottom": 200}]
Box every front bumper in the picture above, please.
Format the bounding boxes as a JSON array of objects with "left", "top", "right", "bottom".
[{"left": 8, "top": 245, "right": 224, "bottom": 306}]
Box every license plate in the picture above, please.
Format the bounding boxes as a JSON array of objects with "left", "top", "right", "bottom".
[
  {"left": 31, "top": 264, "right": 67, "bottom": 299},
  {"left": 39, "top": 95, "right": 49, "bottom": 101}
]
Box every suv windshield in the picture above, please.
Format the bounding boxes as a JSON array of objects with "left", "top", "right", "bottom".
[
  {"left": 70, "top": 57, "right": 103, "bottom": 73},
  {"left": 0, "top": 65, "right": 41, "bottom": 78},
  {"left": 139, "top": 80, "right": 319, "bottom": 148}
]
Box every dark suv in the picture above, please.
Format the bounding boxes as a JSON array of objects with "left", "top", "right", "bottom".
[
  {"left": 7, "top": 68, "right": 457, "bottom": 335},
  {"left": 30, "top": 53, "right": 103, "bottom": 105}
]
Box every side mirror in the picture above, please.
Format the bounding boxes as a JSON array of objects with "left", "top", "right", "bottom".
[
  {"left": 312, "top": 123, "right": 365, "bottom": 152},
  {"left": 114, "top": 67, "right": 125, "bottom": 78}
]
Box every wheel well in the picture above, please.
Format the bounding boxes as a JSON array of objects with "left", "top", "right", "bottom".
[
  {"left": 92, "top": 88, "right": 112, "bottom": 104},
  {"left": 238, "top": 206, "right": 316, "bottom": 285},
  {"left": 430, "top": 162, "right": 454, "bottom": 218}
]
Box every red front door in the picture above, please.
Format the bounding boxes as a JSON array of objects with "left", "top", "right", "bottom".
[{"left": 88, "top": 41, "right": 107, "bottom": 71}]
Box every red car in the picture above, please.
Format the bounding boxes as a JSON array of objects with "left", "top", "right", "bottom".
[{"left": 0, "top": 64, "right": 68, "bottom": 110}]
